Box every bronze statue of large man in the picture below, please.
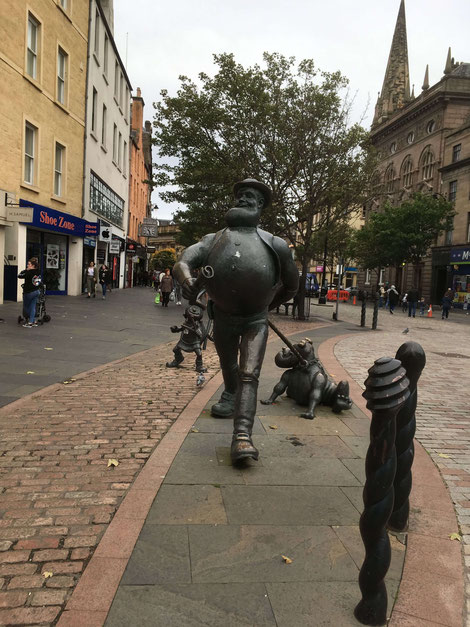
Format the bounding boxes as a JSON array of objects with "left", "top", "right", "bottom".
[{"left": 173, "top": 179, "right": 299, "bottom": 464}]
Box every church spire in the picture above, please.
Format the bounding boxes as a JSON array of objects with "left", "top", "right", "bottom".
[{"left": 372, "top": 0, "right": 410, "bottom": 126}]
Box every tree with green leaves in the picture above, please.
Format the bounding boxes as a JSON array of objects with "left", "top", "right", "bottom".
[
  {"left": 350, "top": 192, "right": 455, "bottom": 279},
  {"left": 150, "top": 248, "right": 177, "bottom": 271},
  {"left": 153, "top": 52, "right": 376, "bottom": 317}
]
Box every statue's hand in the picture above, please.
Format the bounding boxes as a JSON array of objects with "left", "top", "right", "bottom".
[
  {"left": 300, "top": 412, "right": 314, "bottom": 420},
  {"left": 182, "top": 278, "right": 199, "bottom": 300},
  {"left": 170, "top": 326, "right": 179, "bottom": 333}
]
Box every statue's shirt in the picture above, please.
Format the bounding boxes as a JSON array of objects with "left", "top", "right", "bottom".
[{"left": 205, "top": 227, "right": 278, "bottom": 315}]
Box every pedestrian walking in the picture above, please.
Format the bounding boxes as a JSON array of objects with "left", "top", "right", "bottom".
[
  {"left": 106, "top": 265, "right": 113, "bottom": 293},
  {"left": 160, "top": 268, "right": 174, "bottom": 307},
  {"left": 378, "top": 285, "right": 385, "bottom": 308},
  {"left": 418, "top": 297, "right": 426, "bottom": 316},
  {"left": 441, "top": 288, "right": 453, "bottom": 320},
  {"left": 84, "top": 261, "right": 98, "bottom": 298},
  {"left": 387, "top": 285, "right": 399, "bottom": 314},
  {"left": 407, "top": 286, "right": 419, "bottom": 318},
  {"left": 99, "top": 264, "right": 108, "bottom": 299},
  {"left": 18, "top": 257, "right": 41, "bottom": 327},
  {"left": 174, "top": 278, "right": 183, "bottom": 305},
  {"left": 401, "top": 292, "right": 408, "bottom": 313}
]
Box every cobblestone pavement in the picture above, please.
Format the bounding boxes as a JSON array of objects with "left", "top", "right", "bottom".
[
  {"left": 328, "top": 301, "right": 470, "bottom": 624},
  {"left": 0, "top": 313, "right": 322, "bottom": 624}
]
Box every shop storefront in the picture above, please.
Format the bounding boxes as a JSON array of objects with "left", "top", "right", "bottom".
[
  {"left": 18, "top": 200, "right": 98, "bottom": 297},
  {"left": 450, "top": 246, "right": 470, "bottom": 309},
  {"left": 125, "top": 240, "right": 147, "bottom": 287}
]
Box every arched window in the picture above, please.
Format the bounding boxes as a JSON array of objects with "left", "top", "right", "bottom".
[
  {"left": 385, "top": 164, "right": 395, "bottom": 193},
  {"left": 401, "top": 156, "right": 413, "bottom": 188},
  {"left": 421, "top": 148, "right": 435, "bottom": 181}
]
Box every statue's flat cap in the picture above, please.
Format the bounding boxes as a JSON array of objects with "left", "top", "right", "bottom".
[{"left": 233, "top": 178, "right": 272, "bottom": 208}]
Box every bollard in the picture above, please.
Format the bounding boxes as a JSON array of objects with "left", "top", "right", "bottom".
[
  {"left": 388, "top": 341, "right": 426, "bottom": 532},
  {"left": 360, "top": 299, "right": 366, "bottom": 327},
  {"left": 354, "top": 357, "right": 409, "bottom": 626},
  {"left": 371, "top": 298, "right": 379, "bottom": 330}
]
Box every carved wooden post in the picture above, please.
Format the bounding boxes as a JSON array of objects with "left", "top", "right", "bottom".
[
  {"left": 355, "top": 357, "right": 409, "bottom": 626},
  {"left": 388, "top": 341, "right": 426, "bottom": 532}
]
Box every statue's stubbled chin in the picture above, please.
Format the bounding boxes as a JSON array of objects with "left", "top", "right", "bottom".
[{"left": 225, "top": 206, "right": 261, "bottom": 227}]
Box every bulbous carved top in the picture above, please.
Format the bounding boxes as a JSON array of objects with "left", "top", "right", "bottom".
[{"left": 363, "top": 356, "right": 410, "bottom": 411}]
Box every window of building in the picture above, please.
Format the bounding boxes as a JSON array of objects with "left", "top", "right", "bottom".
[
  {"left": 94, "top": 9, "right": 100, "bottom": 59},
  {"left": 24, "top": 122, "right": 37, "bottom": 185},
  {"left": 402, "top": 156, "right": 413, "bottom": 188},
  {"left": 119, "top": 74, "right": 123, "bottom": 108},
  {"left": 26, "top": 13, "right": 40, "bottom": 79},
  {"left": 101, "top": 104, "right": 107, "bottom": 147},
  {"left": 389, "top": 141, "right": 397, "bottom": 154},
  {"left": 426, "top": 120, "right": 435, "bottom": 134},
  {"left": 91, "top": 87, "right": 98, "bottom": 134},
  {"left": 407, "top": 131, "right": 414, "bottom": 144},
  {"left": 452, "top": 144, "right": 461, "bottom": 163},
  {"left": 90, "top": 171, "right": 124, "bottom": 227},
  {"left": 125, "top": 87, "right": 129, "bottom": 120},
  {"left": 59, "top": 0, "right": 67, "bottom": 8},
  {"left": 114, "top": 62, "right": 119, "bottom": 99},
  {"left": 448, "top": 180, "right": 457, "bottom": 203},
  {"left": 57, "top": 47, "right": 67, "bottom": 105},
  {"left": 118, "top": 131, "right": 122, "bottom": 168},
  {"left": 385, "top": 165, "right": 395, "bottom": 193},
  {"left": 54, "top": 143, "right": 65, "bottom": 196},
  {"left": 112, "top": 124, "right": 117, "bottom": 162},
  {"left": 103, "top": 33, "right": 109, "bottom": 77},
  {"left": 421, "top": 149, "right": 434, "bottom": 180},
  {"left": 123, "top": 140, "right": 127, "bottom": 175},
  {"left": 365, "top": 269, "right": 371, "bottom": 285}
]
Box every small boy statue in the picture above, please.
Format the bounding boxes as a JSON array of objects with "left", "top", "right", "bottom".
[{"left": 166, "top": 304, "right": 207, "bottom": 373}]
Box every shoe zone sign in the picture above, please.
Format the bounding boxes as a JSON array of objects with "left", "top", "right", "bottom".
[{"left": 20, "top": 200, "right": 98, "bottom": 237}]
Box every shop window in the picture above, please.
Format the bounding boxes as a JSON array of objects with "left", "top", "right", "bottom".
[
  {"left": 421, "top": 149, "right": 434, "bottom": 181},
  {"left": 57, "top": 47, "right": 68, "bottom": 105},
  {"left": 54, "top": 143, "right": 65, "bottom": 196},
  {"left": 101, "top": 104, "right": 107, "bottom": 147},
  {"left": 91, "top": 87, "right": 98, "bottom": 134},
  {"left": 94, "top": 9, "right": 100, "bottom": 60},
  {"left": 103, "top": 32, "right": 109, "bottom": 78},
  {"left": 24, "top": 122, "right": 37, "bottom": 185},
  {"left": 452, "top": 144, "right": 461, "bottom": 163},
  {"left": 26, "top": 13, "right": 40, "bottom": 79},
  {"left": 448, "top": 180, "right": 457, "bottom": 203}
]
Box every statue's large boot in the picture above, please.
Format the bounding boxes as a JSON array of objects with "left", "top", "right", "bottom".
[
  {"left": 332, "top": 380, "right": 352, "bottom": 413},
  {"left": 211, "top": 390, "right": 236, "bottom": 417},
  {"left": 230, "top": 374, "right": 259, "bottom": 464},
  {"left": 166, "top": 349, "right": 184, "bottom": 369}
]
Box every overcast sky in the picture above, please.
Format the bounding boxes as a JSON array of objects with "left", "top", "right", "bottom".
[{"left": 113, "top": 0, "right": 470, "bottom": 219}]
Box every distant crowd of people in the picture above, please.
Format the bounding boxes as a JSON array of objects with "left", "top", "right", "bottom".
[{"left": 375, "top": 283, "right": 463, "bottom": 320}]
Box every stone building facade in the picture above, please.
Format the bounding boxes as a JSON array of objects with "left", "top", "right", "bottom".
[
  {"left": 359, "top": 0, "right": 470, "bottom": 306},
  {"left": 0, "top": 0, "right": 90, "bottom": 302},
  {"left": 126, "top": 89, "right": 152, "bottom": 287}
]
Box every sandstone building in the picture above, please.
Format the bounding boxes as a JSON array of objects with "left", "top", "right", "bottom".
[{"left": 359, "top": 0, "right": 470, "bottom": 307}]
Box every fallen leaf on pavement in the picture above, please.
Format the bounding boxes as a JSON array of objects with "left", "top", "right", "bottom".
[
  {"left": 281, "top": 555, "right": 293, "bottom": 564},
  {"left": 450, "top": 533, "right": 462, "bottom": 541},
  {"left": 26, "top": 371, "right": 35, "bottom": 375},
  {"left": 43, "top": 572, "right": 53, "bottom": 578},
  {"left": 44, "top": 347, "right": 53, "bottom": 351},
  {"left": 269, "top": 425, "right": 278, "bottom": 430},
  {"left": 62, "top": 378, "right": 76, "bottom": 385},
  {"left": 190, "top": 428, "right": 199, "bottom": 433},
  {"left": 438, "top": 453, "right": 450, "bottom": 458},
  {"left": 107, "top": 459, "right": 119, "bottom": 467},
  {"left": 146, "top": 400, "right": 153, "bottom": 404}
]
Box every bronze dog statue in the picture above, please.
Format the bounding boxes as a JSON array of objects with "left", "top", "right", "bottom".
[{"left": 261, "top": 338, "right": 352, "bottom": 419}]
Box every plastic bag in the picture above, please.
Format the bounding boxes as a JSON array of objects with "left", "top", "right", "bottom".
[
  {"left": 154, "top": 293, "right": 160, "bottom": 304},
  {"left": 169, "top": 290, "right": 175, "bottom": 301}
]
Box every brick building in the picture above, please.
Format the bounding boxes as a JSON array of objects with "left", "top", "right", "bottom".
[
  {"left": 126, "top": 88, "right": 152, "bottom": 287},
  {"left": 358, "top": 0, "right": 470, "bottom": 305}
]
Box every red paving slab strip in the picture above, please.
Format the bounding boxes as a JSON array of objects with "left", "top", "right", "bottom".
[{"left": 319, "top": 333, "right": 464, "bottom": 627}]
